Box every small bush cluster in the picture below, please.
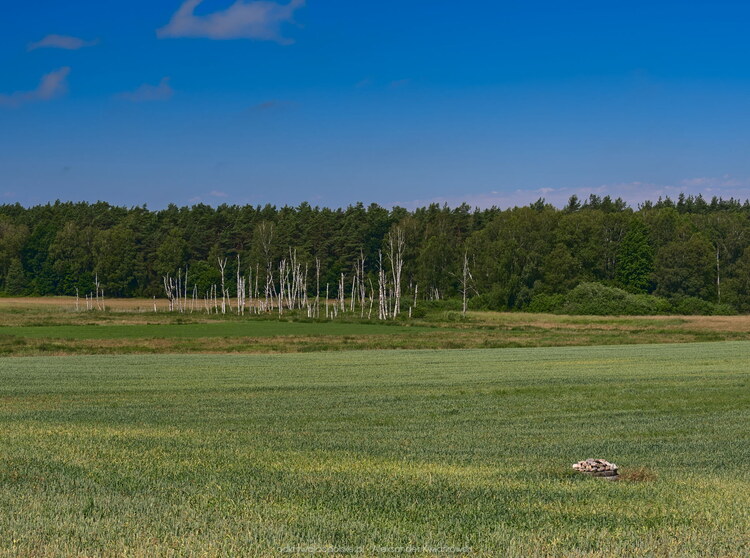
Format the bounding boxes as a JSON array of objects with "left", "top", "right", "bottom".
[
  {"left": 525, "top": 282, "right": 735, "bottom": 316},
  {"left": 669, "top": 295, "right": 735, "bottom": 316}
]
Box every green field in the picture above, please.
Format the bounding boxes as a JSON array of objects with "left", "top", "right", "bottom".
[
  {"left": 0, "top": 320, "right": 428, "bottom": 340},
  {"left": 2, "top": 303, "right": 750, "bottom": 357},
  {"left": 1, "top": 343, "right": 748, "bottom": 556}
]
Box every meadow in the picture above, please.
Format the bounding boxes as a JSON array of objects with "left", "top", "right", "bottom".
[
  {"left": 0, "top": 342, "right": 748, "bottom": 556},
  {"left": 1, "top": 297, "right": 750, "bottom": 356}
]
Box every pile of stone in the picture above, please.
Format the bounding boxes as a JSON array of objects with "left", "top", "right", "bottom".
[{"left": 572, "top": 458, "right": 619, "bottom": 480}]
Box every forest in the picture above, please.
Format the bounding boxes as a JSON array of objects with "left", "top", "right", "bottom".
[{"left": 1, "top": 193, "right": 750, "bottom": 315}]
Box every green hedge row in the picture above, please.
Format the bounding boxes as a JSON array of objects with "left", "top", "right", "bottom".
[{"left": 525, "top": 282, "right": 735, "bottom": 316}]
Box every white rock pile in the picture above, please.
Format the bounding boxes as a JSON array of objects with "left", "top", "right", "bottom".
[{"left": 572, "top": 458, "right": 619, "bottom": 479}]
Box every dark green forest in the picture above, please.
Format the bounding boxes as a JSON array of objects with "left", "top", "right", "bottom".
[{"left": 2, "top": 193, "right": 750, "bottom": 314}]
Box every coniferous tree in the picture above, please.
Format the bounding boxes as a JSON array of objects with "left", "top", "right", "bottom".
[
  {"left": 4, "top": 258, "right": 27, "bottom": 295},
  {"left": 616, "top": 220, "right": 654, "bottom": 293}
]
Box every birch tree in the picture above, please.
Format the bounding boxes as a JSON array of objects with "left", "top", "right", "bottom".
[
  {"left": 218, "top": 258, "right": 228, "bottom": 314},
  {"left": 459, "top": 250, "right": 474, "bottom": 317},
  {"left": 387, "top": 226, "right": 405, "bottom": 317}
]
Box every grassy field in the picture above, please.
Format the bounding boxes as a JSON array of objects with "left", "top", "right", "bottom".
[
  {"left": 1, "top": 343, "right": 748, "bottom": 556},
  {"left": 2, "top": 297, "right": 750, "bottom": 356},
  {"left": 0, "top": 321, "right": 429, "bottom": 340}
]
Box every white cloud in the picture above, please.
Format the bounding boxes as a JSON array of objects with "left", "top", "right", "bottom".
[
  {"left": 28, "top": 34, "right": 98, "bottom": 51},
  {"left": 117, "top": 77, "right": 174, "bottom": 102},
  {"left": 189, "top": 190, "right": 230, "bottom": 203},
  {"left": 0, "top": 67, "right": 71, "bottom": 108},
  {"left": 157, "top": 0, "right": 304, "bottom": 43},
  {"left": 389, "top": 179, "right": 750, "bottom": 210},
  {"left": 681, "top": 175, "right": 744, "bottom": 188}
]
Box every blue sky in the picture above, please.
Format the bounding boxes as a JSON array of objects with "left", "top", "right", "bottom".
[{"left": 2, "top": 0, "right": 750, "bottom": 208}]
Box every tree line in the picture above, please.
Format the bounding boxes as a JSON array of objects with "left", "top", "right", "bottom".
[{"left": 1, "top": 194, "right": 750, "bottom": 314}]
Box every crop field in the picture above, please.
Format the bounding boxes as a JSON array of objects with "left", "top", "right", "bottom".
[{"left": 0, "top": 342, "right": 748, "bottom": 556}]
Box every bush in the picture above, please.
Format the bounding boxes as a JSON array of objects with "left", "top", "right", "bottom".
[
  {"left": 526, "top": 283, "right": 672, "bottom": 315},
  {"left": 526, "top": 293, "right": 564, "bottom": 313},
  {"left": 409, "top": 305, "right": 428, "bottom": 319},
  {"left": 558, "top": 283, "right": 667, "bottom": 315},
  {"left": 631, "top": 293, "right": 673, "bottom": 314},
  {"left": 416, "top": 299, "right": 463, "bottom": 312},
  {"left": 468, "top": 285, "right": 508, "bottom": 311},
  {"left": 468, "top": 293, "right": 493, "bottom": 311},
  {"left": 670, "top": 296, "right": 713, "bottom": 315},
  {"left": 714, "top": 304, "right": 736, "bottom": 315},
  {"left": 437, "top": 285, "right": 735, "bottom": 316},
  {"left": 443, "top": 311, "right": 468, "bottom": 322},
  {"left": 547, "top": 283, "right": 733, "bottom": 316},
  {"left": 669, "top": 296, "right": 736, "bottom": 316}
]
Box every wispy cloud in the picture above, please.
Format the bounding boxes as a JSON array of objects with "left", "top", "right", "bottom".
[
  {"left": 117, "top": 77, "right": 174, "bottom": 102},
  {"left": 680, "top": 175, "right": 744, "bottom": 188},
  {"left": 28, "top": 34, "right": 98, "bottom": 51},
  {"left": 189, "top": 190, "right": 230, "bottom": 204},
  {"left": 157, "top": 0, "right": 305, "bottom": 44},
  {"left": 0, "top": 67, "right": 70, "bottom": 108},
  {"left": 389, "top": 178, "right": 750, "bottom": 210}
]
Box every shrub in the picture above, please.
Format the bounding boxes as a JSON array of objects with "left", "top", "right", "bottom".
[
  {"left": 417, "top": 299, "right": 463, "bottom": 312},
  {"left": 527, "top": 282, "right": 672, "bottom": 315},
  {"left": 560, "top": 283, "right": 666, "bottom": 315},
  {"left": 670, "top": 296, "right": 714, "bottom": 315},
  {"left": 526, "top": 293, "right": 564, "bottom": 313},
  {"left": 632, "top": 293, "right": 672, "bottom": 314},
  {"left": 669, "top": 296, "right": 736, "bottom": 316},
  {"left": 468, "top": 285, "right": 508, "bottom": 311},
  {"left": 443, "top": 311, "right": 468, "bottom": 322},
  {"left": 409, "top": 306, "right": 428, "bottom": 319}
]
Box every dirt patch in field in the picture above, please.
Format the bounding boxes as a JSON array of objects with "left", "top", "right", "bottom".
[
  {"left": 677, "top": 315, "right": 750, "bottom": 331},
  {"left": 620, "top": 467, "right": 658, "bottom": 482},
  {"left": 0, "top": 297, "right": 169, "bottom": 312},
  {"left": 467, "top": 311, "right": 750, "bottom": 333}
]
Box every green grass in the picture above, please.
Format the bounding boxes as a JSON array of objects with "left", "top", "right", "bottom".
[
  {"left": 0, "top": 320, "right": 429, "bottom": 340},
  {"left": 3, "top": 309, "right": 750, "bottom": 357},
  {"left": 1, "top": 343, "right": 749, "bottom": 556}
]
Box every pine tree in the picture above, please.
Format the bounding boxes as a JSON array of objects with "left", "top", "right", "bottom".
[
  {"left": 616, "top": 220, "right": 654, "bottom": 293},
  {"left": 5, "top": 258, "right": 27, "bottom": 295}
]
